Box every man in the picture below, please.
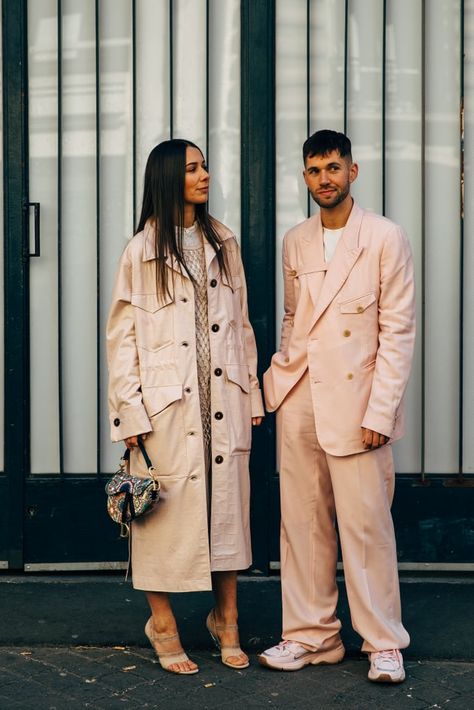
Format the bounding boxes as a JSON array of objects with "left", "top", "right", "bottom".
[{"left": 259, "top": 130, "right": 415, "bottom": 683}]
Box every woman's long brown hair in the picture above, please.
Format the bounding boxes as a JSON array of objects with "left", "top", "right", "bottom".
[{"left": 135, "top": 139, "right": 231, "bottom": 298}]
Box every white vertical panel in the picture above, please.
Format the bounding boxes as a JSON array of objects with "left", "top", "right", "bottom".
[
  {"left": 28, "top": 0, "right": 60, "bottom": 473},
  {"left": 309, "top": 0, "right": 345, "bottom": 133},
  {"left": 463, "top": 1, "right": 474, "bottom": 472},
  {"left": 0, "top": 6, "right": 3, "bottom": 471},
  {"left": 173, "top": 0, "right": 207, "bottom": 149},
  {"left": 208, "top": 0, "right": 241, "bottom": 238},
  {"left": 424, "top": 0, "right": 461, "bottom": 473},
  {"left": 61, "top": 1, "right": 97, "bottom": 473},
  {"left": 135, "top": 0, "right": 170, "bottom": 209},
  {"left": 275, "top": 0, "right": 308, "bottom": 341},
  {"left": 346, "top": 0, "right": 383, "bottom": 213},
  {"left": 385, "top": 0, "right": 423, "bottom": 474},
  {"left": 99, "top": 0, "right": 134, "bottom": 474}
]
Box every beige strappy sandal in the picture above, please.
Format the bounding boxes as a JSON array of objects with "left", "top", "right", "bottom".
[
  {"left": 145, "top": 618, "right": 199, "bottom": 675},
  {"left": 206, "top": 609, "right": 250, "bottom": 669}
]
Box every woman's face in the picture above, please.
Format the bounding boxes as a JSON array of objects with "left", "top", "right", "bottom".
[{"left": 184, "top": 146, "right": 210, "bottom": 205}]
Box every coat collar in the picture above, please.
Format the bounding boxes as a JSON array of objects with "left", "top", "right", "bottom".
[
  {"left": 307, "top": 201, "right": 364, "bottom": 332},
  {"left": 142, "top": 219, "right": 234, "bottom": 276}
]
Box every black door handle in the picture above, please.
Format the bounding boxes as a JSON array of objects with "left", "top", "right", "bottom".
[{"left": 27, "top": 202, "right": 41, "bottom": 257}]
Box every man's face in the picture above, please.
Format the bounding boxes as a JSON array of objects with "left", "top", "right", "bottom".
[{"left": 303, "top": 150, "right": 358, "bottom": 209}]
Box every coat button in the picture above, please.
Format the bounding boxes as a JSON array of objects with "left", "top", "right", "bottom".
[
  {"left": 113, "top": 418, "right": 120, "bottom": 427},
  {"left": 347, "top": 373, "right": 354, "bottom": 380},
  {"left": 210, "top": 279, "right": 217, "bottom": 287},
  {"left": 343, "top": 329, "right": 351, "bottom": 337},
  {"left": 181, "top": 341, "right": 189, "bottom": 347},
  {"left": 356, "top": 305, "right": 364, "bottom": 313},
  {"left": 180, "top": 297, "right": 188, "bottom": 303},
  {"left": 211, "top": 324, "right": 220, "bottom": 333},
  {"left": 214, "top": 368, "right": 222, "bottom": 377},
  {"left": 190, "top": 474, "right": 198, "bottom": 480},
  {"left": 289, "top": 269, "right": 297, "bottom": 277},
  {"left": 215, "top": 455, "right": 224, "bottom": 464},
  {"left": 184, "top": 387, "right": 191, "bottom": 393},
  {"left": 214, "top": 411, "right": 223, "bottom": 420}
]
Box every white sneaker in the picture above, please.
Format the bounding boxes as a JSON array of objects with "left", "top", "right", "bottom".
[
  {"left": 258, "top": 639, "right": 345, "bottom": 671},
  {"left": 368, "top": 649, "right": 405, "bottom": 683}
]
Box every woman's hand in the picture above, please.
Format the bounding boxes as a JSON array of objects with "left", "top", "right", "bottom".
[
  {"left": 124, "top": 433, "right": 147, "bottom": 449},
  {"left": 252, "top": 417, "right": 263, "bottom": 426}
]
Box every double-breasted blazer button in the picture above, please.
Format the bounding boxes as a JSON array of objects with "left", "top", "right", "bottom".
[
  {"left": 215, "top": 455, "right": 224, "bottom": 464},
  {"left": 356, "top": 305, "right": 364, "bottom": 313},
  {"left": 211, "top": 324, "right": 220, "bottom": 333},
  {"left": 347, "top": 373, "right": 354, "bottom": 380},
  {"left": 113, "top": 418, "right": 120, "bottom": 427},
  {"left": 210, "top": 279, "right": 217, "bottom": 287},
  {"left": 215, "top": 411, "right": 223, "bottom": 420},
  {"left": 289, "top": 269, "right": 297, "bottom": 277},
  {"left": 343, "top": 329, "right": 351, "bottom": 337},
  {"left": 214, "top": 367, "right": 222, "bottom": 376}
]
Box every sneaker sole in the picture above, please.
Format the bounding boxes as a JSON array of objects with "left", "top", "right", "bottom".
[
  {"left": 368, "top": 671, "right": 406, "bottom": 684},
  {"left": 258, "top": 645, "right": 345, "bottom": 672}
]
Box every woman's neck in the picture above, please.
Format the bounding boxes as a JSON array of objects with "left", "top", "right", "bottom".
[{"left": 183, "top": 205, "right": 196, "bottom": 228}]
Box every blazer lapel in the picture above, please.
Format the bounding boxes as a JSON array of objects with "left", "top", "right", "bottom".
[
  {"left": 299, "top": 215, "right": 327, "bottom": 309},
  {"left": 307, "top": 202, "right": 364, "bottom": 333}
]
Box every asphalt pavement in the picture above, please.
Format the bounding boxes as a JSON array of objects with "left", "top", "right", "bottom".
[{"left": 0, "top": 573, "right": 472, "bottom": 709}]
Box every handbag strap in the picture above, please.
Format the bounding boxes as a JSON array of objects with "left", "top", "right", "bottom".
[{"left": 122, "top": 438, "right": 154, "bottom": 470}]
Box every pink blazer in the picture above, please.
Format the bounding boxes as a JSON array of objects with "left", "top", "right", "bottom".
[{"left": 264, "top": 202, "right": 416, "bottom": 456}]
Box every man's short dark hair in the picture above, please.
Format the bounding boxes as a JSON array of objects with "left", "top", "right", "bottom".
[{"left": 303, "top": 130, "right": 352, "bottom": 163}]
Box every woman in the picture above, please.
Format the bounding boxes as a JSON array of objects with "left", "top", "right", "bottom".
[{"left": 107, "top": 139, "right": 264, "bottom": 675}]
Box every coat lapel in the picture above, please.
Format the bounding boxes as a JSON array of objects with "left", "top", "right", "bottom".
[{"left": 307, "top": 202, "right": 364, "bottom": 333}]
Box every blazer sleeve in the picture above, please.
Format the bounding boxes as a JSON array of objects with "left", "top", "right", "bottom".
[
  {"left": 361, "top": 225, "right": 416, "bottom": 437},
  {"left": 233, "top": 242, "right": 264, "bottom": 418},
  {"left": 106, "top": 247, "right": 152, "bottom": 442},
  {"left": 279, "top": 234, "right": 296, "bottom": 356}
]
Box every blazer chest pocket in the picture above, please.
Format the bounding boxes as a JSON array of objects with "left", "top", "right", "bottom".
[
  {"left": 339, "top": 292, "right": 376, "bottom": 314},
  {"left": 131, "top": 292, "right": 174, "bottom": 351}
]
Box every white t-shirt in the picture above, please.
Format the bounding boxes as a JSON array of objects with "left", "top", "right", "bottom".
[{"left": 323, "top": 227, "right": 344, "bottom": 263}]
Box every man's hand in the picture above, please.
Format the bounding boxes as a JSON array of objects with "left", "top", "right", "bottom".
[
  {"left": 252, "top": 417, "right": 263, "bottom": 426},
  {"left": 361, "top": 428, "right": 388, "bottom": 450}
]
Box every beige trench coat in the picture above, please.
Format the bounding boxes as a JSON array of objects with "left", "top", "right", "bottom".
[{"left": 107, "top": 219, "right": 264, "bottom": 592}]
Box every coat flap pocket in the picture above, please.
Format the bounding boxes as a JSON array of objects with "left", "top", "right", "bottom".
[
  {"left": 131, "top": 293, "right": 173, "bottom": 313},
  {"left": 222, "top": 273, "right": 242, "bottom": 291},
  {"left": 339, "top": 292, "right": 376, "bottom": 314},
  {"left": 142, "top": 384, "right": 182, "bottom": 417},
  {"left": 226, "top": 364, "right": 250, "bottom": 394}
]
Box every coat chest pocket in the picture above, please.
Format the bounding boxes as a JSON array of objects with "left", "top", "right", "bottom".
[
  {"left": 131, "top": 292, "right": 174, "bottom": 351},
  {"left": 339, "top": 292, "right": 376, "bottom": 314},
  {"left": 221, "top": 273, "right": 243, "bottom": 325}
]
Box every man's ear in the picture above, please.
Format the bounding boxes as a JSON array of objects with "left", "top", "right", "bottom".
[{"left": 349, "top": 162, "right": 359, "bottom": 184}]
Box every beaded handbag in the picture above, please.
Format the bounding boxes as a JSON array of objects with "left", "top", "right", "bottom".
[{"left": 105, "top": 439, "right": 160, "bottom": 538}]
